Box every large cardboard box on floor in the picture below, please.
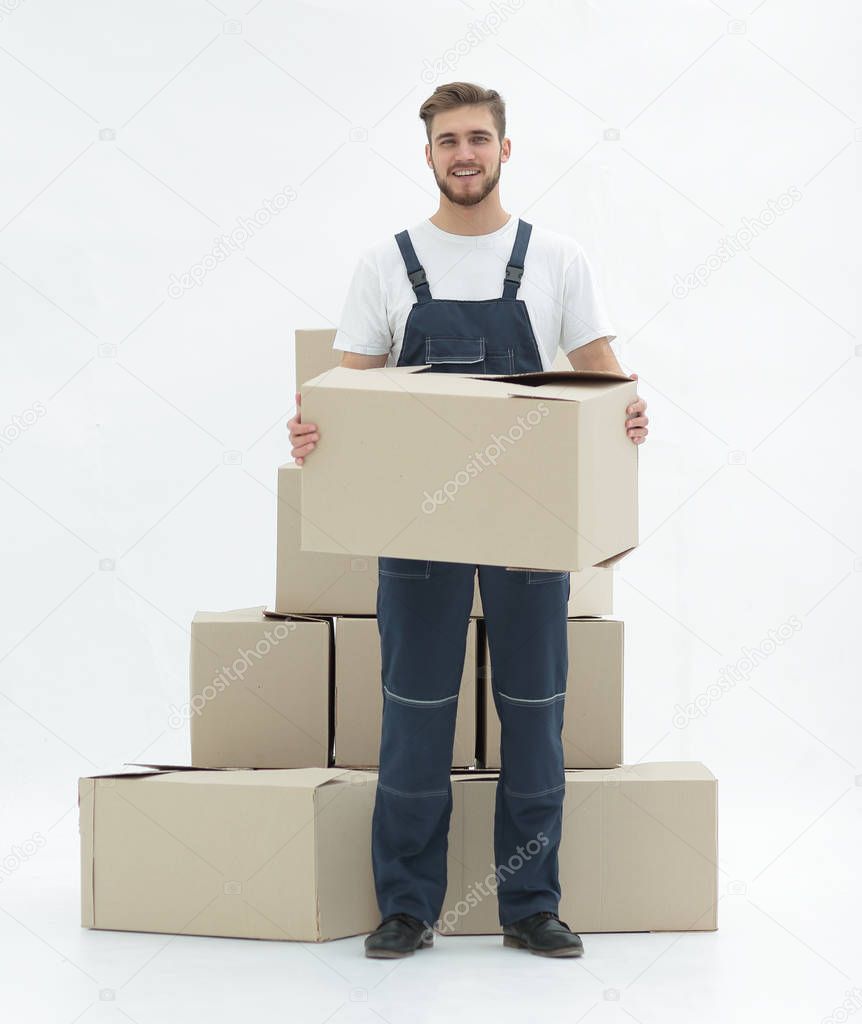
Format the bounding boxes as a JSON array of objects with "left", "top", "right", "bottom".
[
  {"left": 440, "top": 762, "right": 718, "bottom": 935},
  {"left": 78, "top": 765, "right": 379, "bottom": 942},
  {"left": 333, "top": 616, "right": 477, "bottom": 769},
  {"left": 277, "top": 462, "right": 614, "bottom": 617},
  {"left": 189, "top": 607, "right": 331, "bottom": 769},
  {"left": 483, "top": 618, "right": 624, "bottom": 770},
  {"left": 299, "top": 364, "right": 638, "bottom": 571}
]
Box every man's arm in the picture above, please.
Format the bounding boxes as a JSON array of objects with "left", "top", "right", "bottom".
[
  {"left": 565, "top": 337, "right": 649, "bottom": 445},
  {"left": 340, "top": 352, "right": 389, "bottom": 369},
  {"left": 565, "top": 335, "right": 622, "bottom": 373}
]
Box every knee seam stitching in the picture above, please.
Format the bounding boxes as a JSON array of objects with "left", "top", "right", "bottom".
[
  {"left": 497, "top": 689, "right": 566, "bottom": 706},
  {"left": 384, "top": 685, "right": 459, "bottom": 707},
  {"left": 378, "top": 781, "right": 449, "bottom": 799},
  {"left": 503, "top": 782, "right": 566, "bottom": 799}
]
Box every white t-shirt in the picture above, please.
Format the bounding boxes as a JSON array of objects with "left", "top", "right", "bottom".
[{"left": 332, "top": 213, "right": 616, "bottom": 370}]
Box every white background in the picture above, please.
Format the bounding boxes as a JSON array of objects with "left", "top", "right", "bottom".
[{"left": 1, "top": 0, "right": 859, "bottom": 1021}]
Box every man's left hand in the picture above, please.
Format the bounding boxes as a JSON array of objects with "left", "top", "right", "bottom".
[{"left": 625, "top": 373, "right": 648, "bottom": 445}]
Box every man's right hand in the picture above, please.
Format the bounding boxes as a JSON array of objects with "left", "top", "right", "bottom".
[
  {"left": 288, "top": 353, "right": 388, "bottom": 464},
  {"left": 287, "top": 392, "right": 319, "bottom": 466}
]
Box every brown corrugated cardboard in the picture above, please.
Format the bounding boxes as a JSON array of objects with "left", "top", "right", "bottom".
[
  {"left": 189, "top": 606, "right": 331, "bottom": 768},
  {"left": 78, "top": 766, "right": 380, "bottom": 942},
  {"left": 482, "top": 618, "right": 624, "bottom": 770},
  {"left": 294, "top": 326, "right": 573, "bottom": 389},
  {"left": 295, "top": 327, "right": 343, "bottom": 391},
  {"left": 440, "top": 762, "right": 718, "bottom": 935},
  {"left": 299, "top": 364, "right": 637, "bottom": 571},
  {"left": 277, "top": 462, "right": 614, "bottom": 617},
  {"left": 276, "top": 462, "right": 381, "bottom": 615},
  {"left": 333, "top": 616, "right": 477, "bottom": 769}
]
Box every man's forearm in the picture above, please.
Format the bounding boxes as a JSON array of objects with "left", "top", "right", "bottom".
[{"left": 565, "top": 336, "right": 623, "bottom": 374}]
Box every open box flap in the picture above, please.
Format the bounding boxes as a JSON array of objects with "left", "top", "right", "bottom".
[
  {"left": 262, "top": 608, "right": 332, "bottom": 623},
  {"left": 463, "top": 369, "right": 632, "bottom": 386},
  {"left": 302, "top": 364, "right": 431, "bottom": 390},
  {"left": 593, "top": 546, "right": 637, "bottom": 569},
  {"left": 78, "top": 763, "right": 210, "bottom": 781}
]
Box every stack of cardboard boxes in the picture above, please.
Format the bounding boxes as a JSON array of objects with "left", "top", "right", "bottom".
[{"left": 79, "top": 329, "right": 718, "bottom": 943}]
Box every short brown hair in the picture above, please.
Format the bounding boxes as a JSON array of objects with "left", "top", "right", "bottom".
[{"left": 419, "top": 82, "right": 506, "bottom": 147}]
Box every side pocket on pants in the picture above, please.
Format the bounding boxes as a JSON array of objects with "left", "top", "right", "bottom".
[{"left": 378, "top": 556, "right": 432, "bottom": 579}]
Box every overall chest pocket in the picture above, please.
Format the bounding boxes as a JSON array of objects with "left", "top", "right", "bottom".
[
  {"left": 425, "top": 336, "right": 514, "bottom": 374},
  {"left": 425, "top": 336, "right": 484, "bottom": 371}
]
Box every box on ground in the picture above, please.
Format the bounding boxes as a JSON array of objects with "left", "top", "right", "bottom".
[
  {"left": 79, "top": 765, "right": 380, "bottom": 942},
  {"left": 277, "top": 462, "right": 614, "bottom": 617},
  {"left": 190, "top": 606, "right": 331, "bottom": 768},
  {"left": 483, "top": 618, "right": 623, "bottom": 770},
  {"left": 334, "top": 616, "right": 477, "bottom": 769},
  {"left": 299, "top": 364, "right": 637, "bottom": 571},
  {"left": 440, "top": 762, "right": 718, "bottom": 935}
]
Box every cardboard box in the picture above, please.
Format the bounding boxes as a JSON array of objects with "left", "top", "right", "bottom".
[
  {"left": 300, "top": 364, "right": 638, "bottom": 571},
  {"left": 440, "top": 762, "right": 718, "bottom": 935},
  {"left": 276, "top": 462, "right": 381, "bottom": 615},
  {"left": 333, "top": 616, "right": 477, "bottom": 769},
  {"left": 189, "top": 607, "right": 331, "bottom": 769},
  {"left": 294, "top": 326, "right": 574, "bottom": 388},
  {"left": 276, "top": 462, "right": 614, "bottom": 617},
  {"left": 482, "top": 618, "right": 623, "bottom": 770},
  {"left": 79, "top": 765, "right": 380, "bottom": 942}
]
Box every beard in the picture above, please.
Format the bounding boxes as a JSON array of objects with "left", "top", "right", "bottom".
[{"left": 432, "top": 158, "right": 502, "bottom": 207}]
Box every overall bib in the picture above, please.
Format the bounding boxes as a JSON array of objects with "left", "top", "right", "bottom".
[{"left": 372, "top": 218, "right": 570, "bottom": 929}]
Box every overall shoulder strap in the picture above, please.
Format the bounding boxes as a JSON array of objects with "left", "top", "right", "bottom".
[
  {"left": 395, "top": 230, "right": 432, "bottom": 303},
  {"left": 502, "top": 218, "right": 532, "bottom": 299}
]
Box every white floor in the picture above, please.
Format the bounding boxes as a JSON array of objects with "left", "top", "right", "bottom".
[{"left": 2, "top": 801, "right": 859, "bottom": 1024}]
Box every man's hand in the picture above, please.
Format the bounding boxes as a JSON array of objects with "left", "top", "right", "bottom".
[
  {"left": 566, "top": 339, "right": 648, "bottom": 445},
  {"left": 287, "top": 392, "right": 319, "bottom": 466},
  {"left": 625, "top": 372, "right": 648, "bottom": 445}
]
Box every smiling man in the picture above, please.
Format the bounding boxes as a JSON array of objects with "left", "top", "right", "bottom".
[{"left": 288, "top": 81, "right": 648, "bottom": 959}]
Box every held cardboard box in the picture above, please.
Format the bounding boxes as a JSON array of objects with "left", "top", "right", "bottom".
[
  {"left": 333, "top": 616, "right": 477, "bottom": 769},
  {"left": 299, "top": 364, "right": 638, "bottom": 571},
  {"left": 276, "top": 462, "right": 614, "bottom": 618},
  {"left": 78, "top": 765, "right": 380, "bottom": 942},
  {"left": 189, "top": 607, "right": 331, "bottom": 769},
  {"left": 482, "top": 618, "right": 624, "bottom": 770},
  {"left": 294, "top": 326, "right": 574, "bottom": 389},
  {"left": 440, "top": 762, "right": 718, "bottom": 935}
]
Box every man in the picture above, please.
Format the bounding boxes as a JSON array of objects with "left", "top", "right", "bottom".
[{"left": 288, "top": 82, "right": 649, "bottom": 959}]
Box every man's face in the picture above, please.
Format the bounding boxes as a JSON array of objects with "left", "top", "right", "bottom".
[{"left": 425, "top": 107, "right": 509, "bottom": 207}]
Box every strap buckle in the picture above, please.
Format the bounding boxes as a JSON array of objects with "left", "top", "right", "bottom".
[
  {"left": 408, "top": 268, "right": 427, "bottom": 288},
  {"left": 504, "top": 265, "right": 524, "bottom": 284}
]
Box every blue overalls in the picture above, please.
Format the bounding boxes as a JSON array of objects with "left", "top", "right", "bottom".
[{"left": 372, "top": 218, "right": 571, "bottom": 930}]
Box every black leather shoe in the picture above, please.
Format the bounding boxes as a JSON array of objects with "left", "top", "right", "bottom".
[
  {"left": 364, "top": 913, "right": 435, "bottom": 958},
  {"left": 502, "top": 911, "right": 584, "bottom": 957}
]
